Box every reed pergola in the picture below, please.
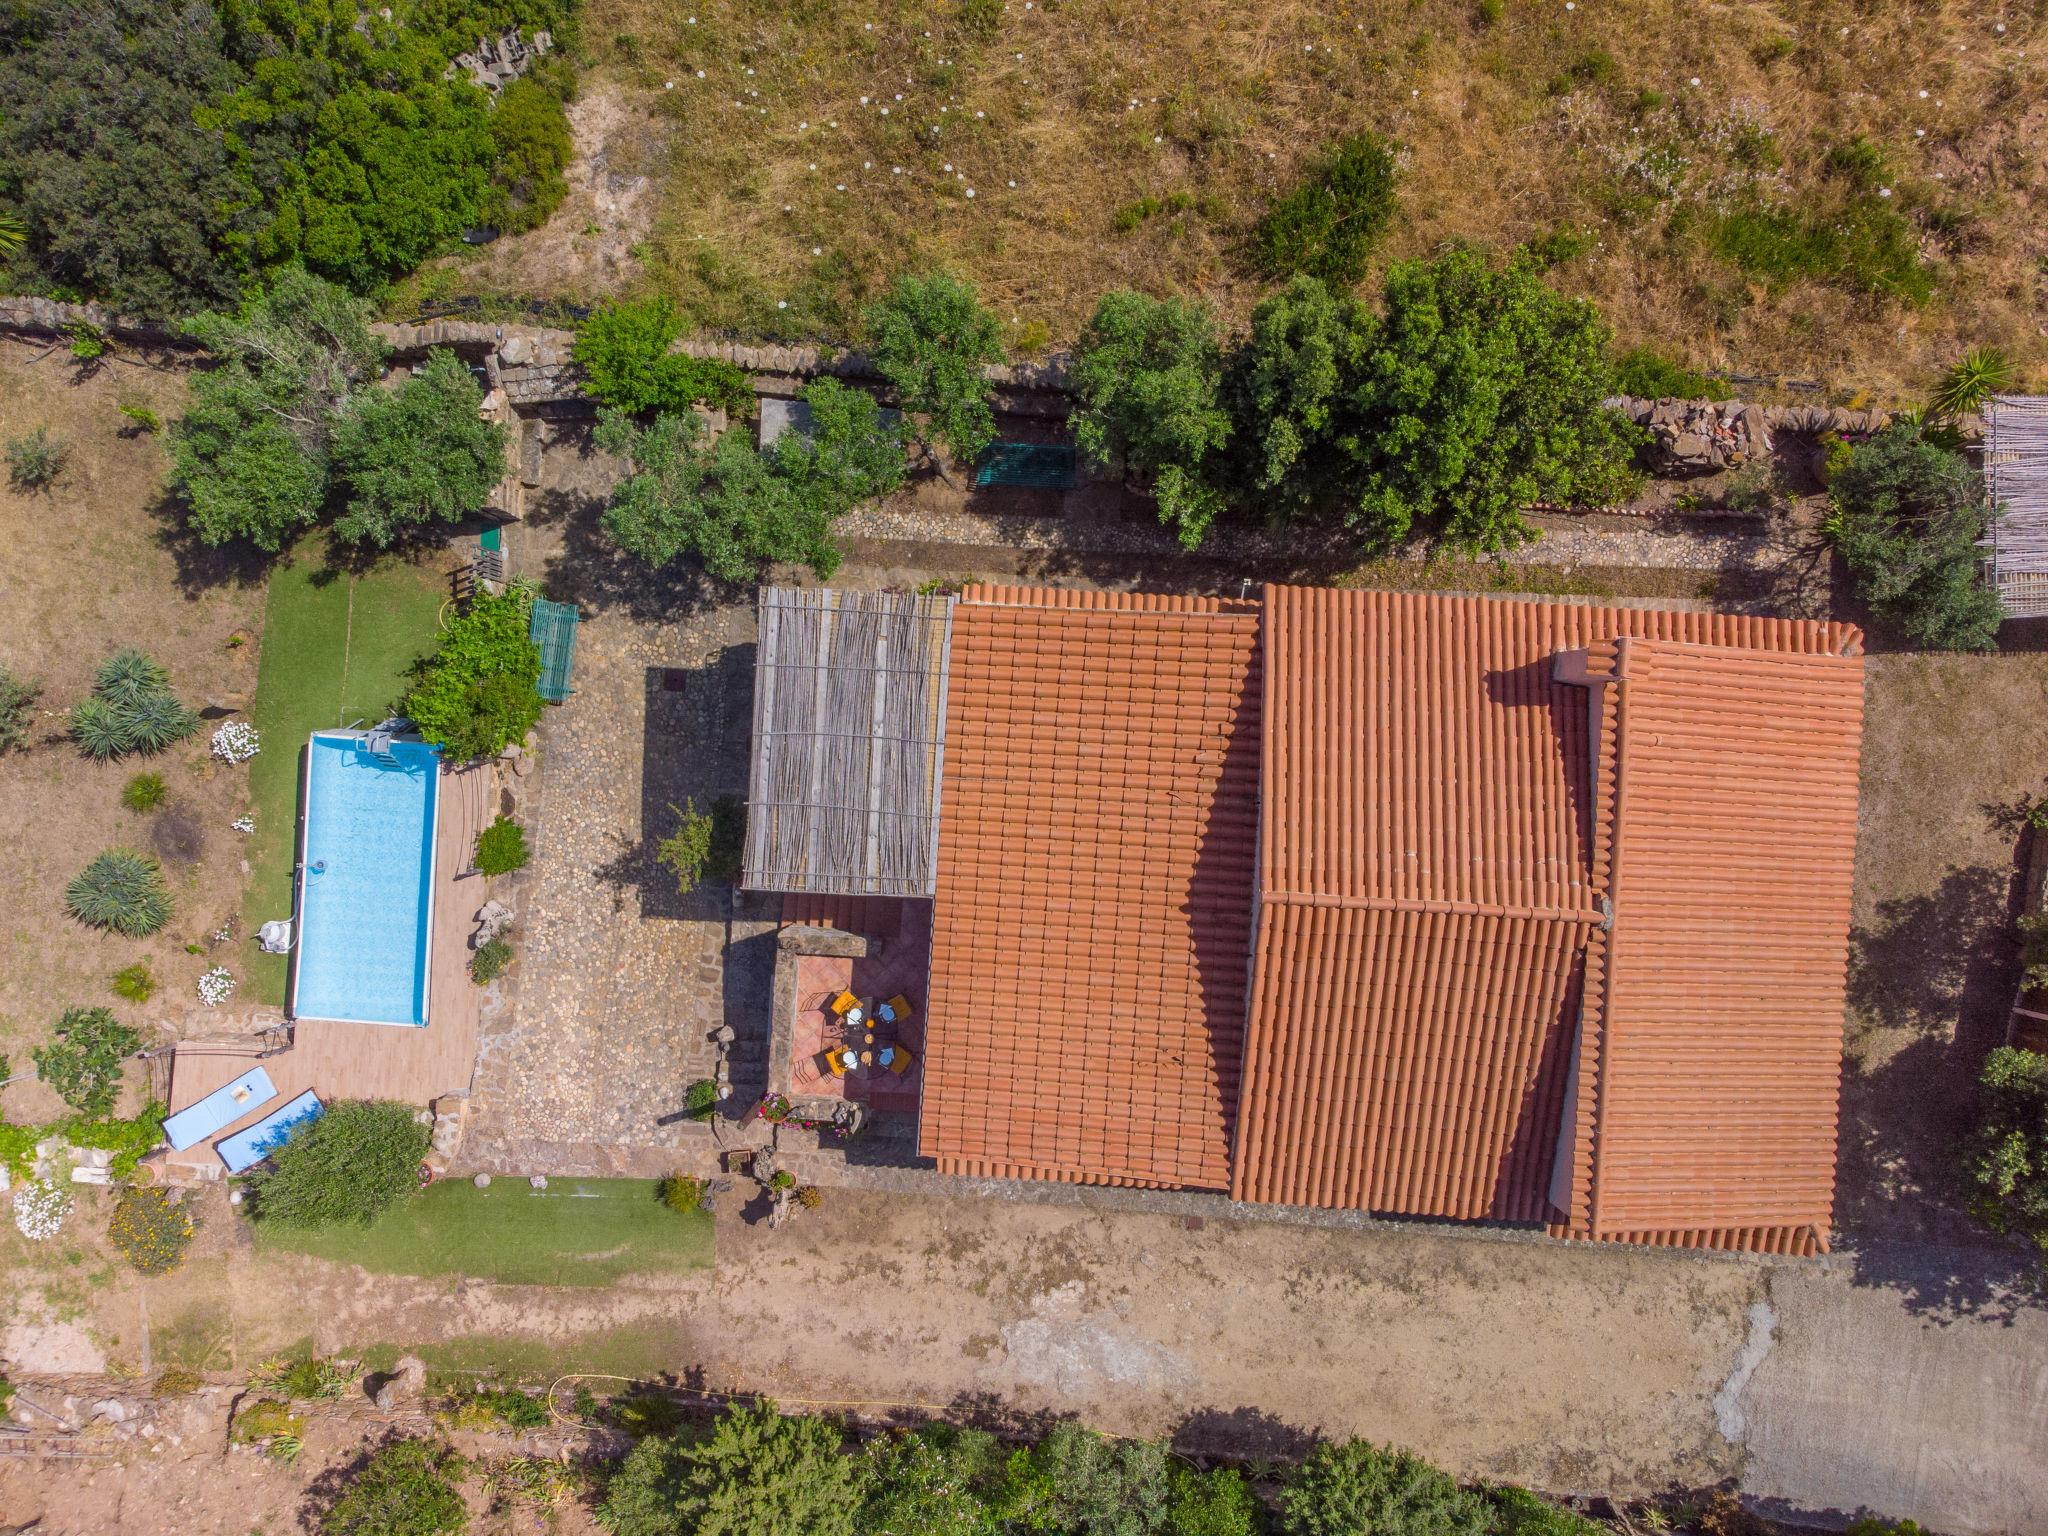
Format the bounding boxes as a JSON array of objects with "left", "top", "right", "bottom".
[
  {"left": 743, "top": 587, "right": 955, "bottom": 897},
  {"left": 1984, "top": 396, "right": 2048, "bottom": 618}
]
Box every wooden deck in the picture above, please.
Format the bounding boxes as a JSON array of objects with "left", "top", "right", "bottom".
[{"left": 161, "top": 760, "right": 496, "bottom": 1178}]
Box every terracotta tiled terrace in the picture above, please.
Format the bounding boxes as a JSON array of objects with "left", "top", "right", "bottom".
[{"left": 784, "top": 898, "right": 930, "bottom": 1116}]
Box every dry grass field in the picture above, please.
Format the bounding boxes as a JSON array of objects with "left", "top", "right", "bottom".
[{"left": 430, "top": 0, "right": 2047, "bottom": 401}]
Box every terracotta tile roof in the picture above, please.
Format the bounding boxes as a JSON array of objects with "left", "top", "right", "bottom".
[
  {"left": 1553, "top": 638, "right": 1864, "bottom": 1255},
  {"left": 917, "top": 585, "right": 1263, "bottom": 1190},
  {"left": 1234, "top": 587, "right": 1863, "bottom": 1253}
]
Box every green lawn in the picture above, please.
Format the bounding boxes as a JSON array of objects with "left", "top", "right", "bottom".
[
  {"left": 257, "top": 1178, "right": 716, "bottom": 1286},
  {"left": 239, "top": 542, "right": 447, "bottom": 1002}
]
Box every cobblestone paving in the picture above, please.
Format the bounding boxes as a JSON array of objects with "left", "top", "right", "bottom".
[{"left": 463, "top": 582, "right": 780, "bottom": 1176}]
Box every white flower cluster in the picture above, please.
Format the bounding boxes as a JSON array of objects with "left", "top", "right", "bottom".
[
  {"left": 197, "top": 966, "right": 236, "bottom": 1007},
  {"left": 232, "top": 815, "right": 255, "bottom": 834},
  {"left": 211, "top": 719, "right": 261, "bottom": 763},
  {"left": 13, "top": 1180, "right": 71, "bottom": 1241}
]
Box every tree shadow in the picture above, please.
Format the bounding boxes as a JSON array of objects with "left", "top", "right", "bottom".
[
  {"left": 148, "top": 485, "right": 276, "bottom": 600},
  {"left": 1838, "top": 1233, "right": 2040, "bottom": 1327},
  {"left": 1171, "top": 1405, "right": 1317, "bottom": 1464},
  {"left": 529, "top": 447, "right": 739, "bottom": 624},
  {"left": 943, "top": 1390, "right": 1068, "bottom": 1441},
  {"left": 1836, "top": 862, "right": 2030, "bottom": 1279}
]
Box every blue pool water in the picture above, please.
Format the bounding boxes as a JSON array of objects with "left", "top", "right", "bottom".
[{"left": 292, "top": 733, "right": 441, "bottom": 1026}]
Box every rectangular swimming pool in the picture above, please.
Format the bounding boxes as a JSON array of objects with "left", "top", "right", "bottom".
[{"left": 290, "top": 732, "right": 441, "bottom": 1027}]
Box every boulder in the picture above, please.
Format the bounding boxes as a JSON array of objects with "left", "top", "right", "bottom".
[{"left": 498, "top": 336, "right": 533, "bottom": 367}]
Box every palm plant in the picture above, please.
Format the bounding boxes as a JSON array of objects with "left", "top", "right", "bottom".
[
  {"left": 70, "top": 696, "right": 133, "bottom": 759},
  {"left": 66, "top": 850, "right": 172, "bottom": 936},
  {"left": 120, "top": 691, "right": 199, "bottom": 753},
  {"left": 92, "top": 649, "right": 171, "bottom": 708},
  {"left": 1929, "top": 347, "right": 2016, "bottom": 422},
  {"left": 0, "top": 208, "right": 23, "bottom": 258}
]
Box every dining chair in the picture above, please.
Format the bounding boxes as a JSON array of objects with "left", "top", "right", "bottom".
[
  {"left": 829, "top": 990, "right": 859, "bottom": 1016},
  {"left": 886, "top": 1045, "right": 916, "bottom": 1076},
  {"left": 884, "top": 994, "right": 914, "bottom": 1024},
  {"left": 823, "top": 1048, "right": 849, "bottom": 1078}
]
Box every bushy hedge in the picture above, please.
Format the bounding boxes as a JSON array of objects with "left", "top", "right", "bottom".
[
  {"left": 402, "top": 588, "right": 545, "bottom": 761},
  {"left": 595, "top": 1403, "right": 1602, "bottom": 1536},
  {"left": 244, "top": 1099, "right": 430, "bottom": 1229},
  {"left": 1967, "top": 1047, "right": 2048, "bottom": 1268}
]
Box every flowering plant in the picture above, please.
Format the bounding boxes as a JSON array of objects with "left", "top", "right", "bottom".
[
  {"left": 197, "top": 967, "right": 235, "bottom": 1007},
  {"left": 755, "top": 1093, "right": 792, "bottom": 1123},
  {"left": 231, "top": 815, "right": 255, "bottom": 833},
  {"left": 211, "top": 720, "right": 260, "bottom": 763},
  {"left": 13, "top": 1181, "right": 72, "bottom": 1241}
]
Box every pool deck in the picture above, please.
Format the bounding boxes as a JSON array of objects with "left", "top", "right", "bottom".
[{"left": 160, "top": 759, "right": 497, "bottom": 1180}]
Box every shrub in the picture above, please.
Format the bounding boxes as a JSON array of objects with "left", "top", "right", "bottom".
[
  {"left": 244, "top": 1099, "right": 431, "bottom": 1229},
  {"left": 1252, "top": 135, "right": 1400, "bottom": 287},
  {"left": 1708, "top": 197, "right": 1933, "bottom": 306},
  {"left": 660, "top": 1172, "right": 704, "bottom": 1214},
  {"left": 402, "top": 589, "right": 545, "bottom": 761},
  {"left": 1965, "top": 1046, "right": 2048, "bottom": 1267},
  {"left": 1489, "top": 1485, "right": 1609, "bottom": 1536},
  {"left": 112, "top": 962, "right": 156, "bottom": 1003},
  {"left": 61, "top": 1102, "right": 165, "bottom": 1178},
  {"left": 474, "top": 815, "right": 530, "bottom": 876},
  {"left": 655, "top": 800, "right": 716, "bottom": 894},
  {"left": 66, "top": 851, "right": 173, "bottom": 937},
  {"left": 122, "top": 772, "right": 168, "bottom": 813},
  {"left": 446, "top": 1385, "right": 549, "bottom": 1429},
  {"left": 470, "top": 937, "right": 512, "bottom": 984},
  {"left": 118, "top": 402, "right": 163, "bottom": 435},
  {"left": 108, "top": 1187, "right": 195, "bottom": 1276},
  {"left": 487, "top": 76, "right": 574, "bottom": 233},
  {"left": 795, "top": 1184, "right": 823, "bottom": 1210},
  {"left": 5, "top": 426, "right": 66, "bottom": 491},
  {"left": 599, "top": 1402, "right": 864, "bottom": 1536},
  {"left": 0, "top": 667, "right": 41, "bottom": 753},
  {"left": 994, "top": 1420, "right": 1171, "bottom": 1534},
  {"left": 1825, "top": 423, "right": 2002, "bottom": 650},
  {"left": 320, "top": 1437, "right": 468, "bottom": 1536},
  {"left": 862, "top": 271, "right": 1006, "bottom": 466},
  {"left": 1070, "top": 289, "right": 1232, "bottom": 548},
  {"left": 684, "top": 1078, "right": 718, "bottom": 1121},
  {"left": 769, "top": 1169, "right": 796, "bottom": 1191},
  {"left": 330, "top": 349, "right": 510, "bottom": 548},
  {"left": 1722, "top": 461, "right": 1779, "bottom": 515},
  {"left": 256, "top": 1354, "right": 356, "bottom": 1401},
  {"left": 32, "top": 1006, "right": 143, "bottom": 1118},
  {"left": 574, "top": 298, "right": 754, "bottom": 417},
  {"left": 1612, "top": 347, "right": 1732, "bottom": 402},
  {"left": 1280, "top": 1440, "right": 1493, "bottom": 1536},
  {"left": 154, "top": 1367, "right": 203, "bottom": 1396}
]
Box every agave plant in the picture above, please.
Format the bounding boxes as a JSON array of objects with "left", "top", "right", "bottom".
[
  {"left": 92, "top": 649, "right": 171, "bottom": 708},
  {"left": 70, "top": 695, "right": 134, "bottom": 759},
  {"left": 120, "top": 691, "right": 199, "bottom": 754},
  {"left": 66, "top": 850, "right": 172, "bottom": 936},
  {"left": 1930, "top": 347, "right": 2017, "bottom": 422}
]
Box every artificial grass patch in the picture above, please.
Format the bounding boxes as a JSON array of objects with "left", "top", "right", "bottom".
[
  {"left": 254, "top": 1177, "right": 715, "bottom": 1287},
  {"left": 238, "top": 540, "right": 445, "bottom": 1003}
]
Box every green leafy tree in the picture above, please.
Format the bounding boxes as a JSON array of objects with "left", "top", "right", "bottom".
[
  {"left": 330, "top": 349, "right": 508, "bottom": 547},
  {"left": 1223, "top": 275, "right": 1374, "bottom": 526},
  {"left": 32, "top": 1006, "right": 142, "bottom": 1118},
  {"left": 1280, "top": 1440, "right": 1492, "bottom": 1536},
  {"left": 859, "top": 1424, "right": 1003, "bottom": 1536},
  {"left": 321, "top": 1437, "right": 468, "bottom": 1536},
  {"left": 246, "top": 1099, "right": 431, "bottom": 1228},
  {"left": 65, "top": 851, "right": 173, "bottom": 937},
  {"left": 599, "top": 1402, "right": 865, "bottom": 1536},
  {"left": 1253, "top": 135, "right": 1400, "bottom": 287},
  {"left": 0, "top": 0, "right": 255, "bottom": 314},
  {"left": 862, "top": 272, "right": 1005, "bottom": 470},
  {"left": 171, "top": 269, "right": 385, "bottom": 550},
  {"left": 1166, "top": 1463, "right": 1261, "bottom": 1536},
  {"left": 0, "top": 208, "right": 23, "bottom": 257},
  {"left": 1965, "top": 1046, "right": 2048, "bottom": 1268},
  {"left": 402, "top": 588, "right": 544, "bottom": 760},
  {"left": 1339, "top": 248, "right": 1643, "bottom": 551},
  {"left": 1825, "top": 423, "right": 2002, "bottom": 651},
  {"left": 992, "top": 1422, "right": 1171, "bottom": 1536},
  {"left": 655, "top": 800, "right": 716, "bottom": 895},
  {"left": 1069, "top": 290, "right": 1232, "bottom": 549},
  {"left": 598, "top": 380, "right": 900, "bottom": 583},
  {"left": 574, "top": 298, "right": 753, "bottom": 416}
]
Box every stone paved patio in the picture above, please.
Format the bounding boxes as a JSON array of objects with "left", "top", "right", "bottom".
[{"left": 462, "top": 443, "right": 780, "bottom": 1175}]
